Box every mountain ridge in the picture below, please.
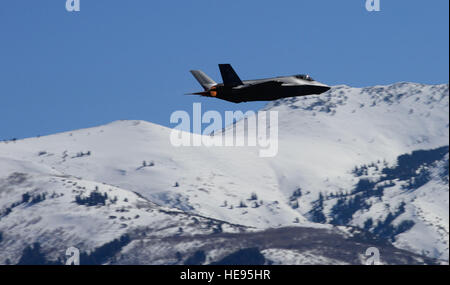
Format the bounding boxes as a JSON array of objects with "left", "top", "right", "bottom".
[{"left": 0, "top": 82, "right": 448, "bottom": 264}]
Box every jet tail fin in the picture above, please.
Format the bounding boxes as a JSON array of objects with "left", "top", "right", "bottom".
[
  {"left": 190, "top": 70, "right": 216, "bottom": 91},
  {"left": 219, "top": 64, "right": 243, "bottom": 87}
]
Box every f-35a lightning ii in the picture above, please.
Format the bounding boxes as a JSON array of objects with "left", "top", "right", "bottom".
[{"left": 188, "top": 64, "right": 331, "bottom": 103}]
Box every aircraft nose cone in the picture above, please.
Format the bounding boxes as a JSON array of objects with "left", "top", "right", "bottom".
[{"left": 317, "top": 85, "right": 331, "bottom": 94}]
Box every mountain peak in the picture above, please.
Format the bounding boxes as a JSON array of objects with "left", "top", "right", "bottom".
[{"left": 0, "top": 82, "right": 448, "bottom": 264}]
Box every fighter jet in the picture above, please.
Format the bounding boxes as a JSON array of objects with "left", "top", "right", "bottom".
[{"left": 188, "top": 64, "right": 331, "bottom": 103}]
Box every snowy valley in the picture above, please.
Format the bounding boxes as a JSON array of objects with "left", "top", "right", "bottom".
[{"left": 0, "top": 82, "right": 448, "bottom": 264}]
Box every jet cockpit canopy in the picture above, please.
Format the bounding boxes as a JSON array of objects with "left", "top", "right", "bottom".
[{"left": 295, "top": 74, "right": 314, "bottom": 81}]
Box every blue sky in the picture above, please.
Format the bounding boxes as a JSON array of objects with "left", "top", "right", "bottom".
[{"left": 0, "top": 0, "right": 448, "bottom": 139}]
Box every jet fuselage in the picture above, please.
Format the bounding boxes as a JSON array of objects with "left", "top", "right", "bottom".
[{"left": 189, "top": 64, "right": 330, "bottom": 103}]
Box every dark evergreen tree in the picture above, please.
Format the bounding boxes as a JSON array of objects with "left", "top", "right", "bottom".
[
  {"left": 16, "top": 243, "right": 55, "bottom": 265},
  {"left": 22, "top": 193, "right": 31, "bottom": 203},
  {"left": 309, "top": 193, "right": 327, "bottom": 223},
  {"left": 75, "top": 190, "right": 108, "bottom": 206},
  {"left": 80, "top": 234, "right": 131, "bottom": 265},
  {"left": 184, "top": 250, "right": 206, "bottom": 265},
  {"left": 211, "top": 248, "right": 266, "bottom": 265}
]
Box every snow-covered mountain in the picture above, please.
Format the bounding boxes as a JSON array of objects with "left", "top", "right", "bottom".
[{"left": 0, "top": 82, "right": 448, "bottom": 264}]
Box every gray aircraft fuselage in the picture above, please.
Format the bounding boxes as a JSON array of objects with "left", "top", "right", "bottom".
[{"left": 188, "top": 64, "right": 331, "bottom": 103}]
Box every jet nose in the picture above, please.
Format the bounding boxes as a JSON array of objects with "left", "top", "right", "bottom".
[
  {"left": 322, "top": 85, "right": 331, "bottom": 92},
  {"left": 312, "top": 81, "right": 331, "bottom": 93},
  {"left": 316, "top": 85, "right": 331, "bottom": 94}
]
